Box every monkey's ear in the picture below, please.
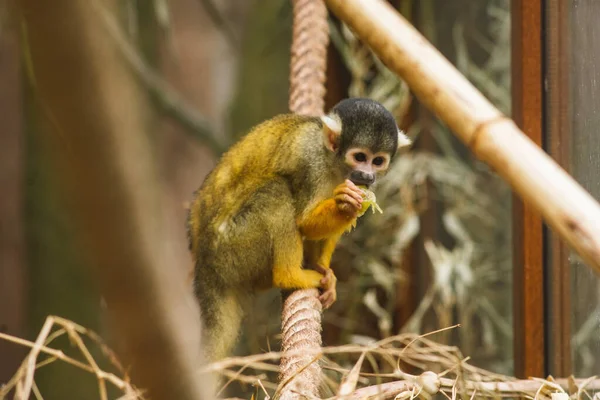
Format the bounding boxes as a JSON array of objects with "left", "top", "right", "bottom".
[
  {"left": 320, "top": 115, "right": 341, "bottom": 152},
  {"left": 397, "top": 129, "right": 412, "bottom": 149}
]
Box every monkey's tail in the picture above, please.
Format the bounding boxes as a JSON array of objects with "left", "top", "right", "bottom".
[{"left": 197, "top": 284, "right": 245, "bottom": 362}]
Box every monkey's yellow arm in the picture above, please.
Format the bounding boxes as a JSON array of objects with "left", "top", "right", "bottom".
[
  {"left": 297, "top": 199, "right": 356, "bottom": 240},
  {"left": 298, "top": 187, "right": 382, "bottom": 239}
]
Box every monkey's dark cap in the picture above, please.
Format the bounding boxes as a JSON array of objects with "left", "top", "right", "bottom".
[{"left": 332, "top": 98, "right": 399, "bottom": 155}]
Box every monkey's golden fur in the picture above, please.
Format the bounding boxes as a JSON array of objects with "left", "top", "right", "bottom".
[{"left": 188, "top": 115, "right": 356, "bottom": 361}]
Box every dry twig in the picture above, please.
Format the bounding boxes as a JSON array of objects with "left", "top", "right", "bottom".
[
  {"left": 93, "top": 0, "right": 228, "bottom": 154},
  {"left": 197, "top": 325, "right": 600, "bottom": 399},
  {"left": 3, "top": 319, "right": 599, "bottom": 399},
  {"left": 0, "top": 316, "right": 141, "bottom": 399}
]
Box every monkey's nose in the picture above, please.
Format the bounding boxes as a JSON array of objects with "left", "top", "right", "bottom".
[{"left": 349, "top": 171, "right": 375, "bottom": 187}]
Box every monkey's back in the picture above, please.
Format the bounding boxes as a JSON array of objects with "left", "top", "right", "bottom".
[{"left": 188, "top": 114, "right": 320, "bottom": 287}]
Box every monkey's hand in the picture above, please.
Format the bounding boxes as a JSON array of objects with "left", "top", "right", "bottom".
[
  {"left": 334, "top": 180, "right": 364, "bottom": 218},
  {"left": 298, "top": 180, "right": 363, "bottom": 240},
  {"left": 305, "top": 263, "right": 337, "bottom": 309}
]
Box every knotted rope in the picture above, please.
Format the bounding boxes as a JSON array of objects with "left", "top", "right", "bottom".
[{"left": 278, "top": 1, "right": 329, "bottom": 398}]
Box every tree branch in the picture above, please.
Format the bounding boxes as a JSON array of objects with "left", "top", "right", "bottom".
[
  {"left": 196, "top": 0, "right": 240, "bottom": 52},
  {"left": 95, "top": 0, "right": 229, "bottom": 154}
]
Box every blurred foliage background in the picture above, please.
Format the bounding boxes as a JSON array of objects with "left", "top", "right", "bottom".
[{"left": 1, "top": 0, "right": 518, "bottom": 397}]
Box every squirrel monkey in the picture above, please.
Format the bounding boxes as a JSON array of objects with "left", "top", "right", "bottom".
[{"left": 187, "top": 98, "right": 411, "bottom": 361}]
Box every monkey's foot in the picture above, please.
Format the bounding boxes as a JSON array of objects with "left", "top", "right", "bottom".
[
  {"left": 273, "top": 267, "right": 323, "bottom": 290},
  {"left": 300, "top": 262, "right": 337, "bottom": 308},
  {"left": 318, "top": 268, "right": 337, "bottom": 309}
]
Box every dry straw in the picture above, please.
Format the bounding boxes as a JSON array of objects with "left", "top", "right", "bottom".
[{"left": 2, "top": 319, "right": 599, "bottom": 399}]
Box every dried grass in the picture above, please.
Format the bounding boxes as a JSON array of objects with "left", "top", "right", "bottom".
[
  {"left": 2, "top": 319, "right": 599, "bottom": 400},
  {"left": 0, "top": 316, "right": 142, "bottom": 400}
]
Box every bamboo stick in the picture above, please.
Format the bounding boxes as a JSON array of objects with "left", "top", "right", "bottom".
[{"left": 325, "top": 0, "right": 600, "bottom": 275}]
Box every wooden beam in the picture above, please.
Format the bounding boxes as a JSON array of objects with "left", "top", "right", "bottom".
[
  {"left": 511, "top": 0, "right": 545, "bottom": 379},
  {"left": 544, "top": 0, "right": 572, "bottom": 377}
]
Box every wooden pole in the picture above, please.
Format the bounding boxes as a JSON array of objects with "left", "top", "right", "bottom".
[
  {"left": 325, "top": 0, "right": 600, "bottom": 275},
  {"left": 511, "top": 0, "right": 545, "bottom": 379}
]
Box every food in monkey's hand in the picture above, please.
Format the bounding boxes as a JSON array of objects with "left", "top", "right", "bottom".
[
  {"left": 357, "top": 185, "right": 383, "bottom": 217},
  {"left": 347, "top": 185, "right": 383, "bottom": 232}
]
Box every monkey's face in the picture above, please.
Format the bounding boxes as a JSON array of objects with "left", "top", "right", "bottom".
[
  {"left": 343, "top": 147, "right": 391, "bottom": 188},
  {"left": 321, "top": 98, "right": 411, "bottom": 188}
]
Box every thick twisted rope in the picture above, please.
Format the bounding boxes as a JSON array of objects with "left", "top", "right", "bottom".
[
  {"left": 279, "top": 289, "right": 323, "bottom": 399},
  {"left": 288, "top": 0, "right": 329, "bottom": 116},
  {"left": 278, "top": 0, "right": 329, "bottom": 399}
]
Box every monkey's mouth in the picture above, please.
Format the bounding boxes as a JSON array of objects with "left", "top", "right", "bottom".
[
  {"left": 349, "top": 173, "right": 375, "bottom": 188},
  {"left": 354, "top": 182, "right": 371, "bottom": 189}
]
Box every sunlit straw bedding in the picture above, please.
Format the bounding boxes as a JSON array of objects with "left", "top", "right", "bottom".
[{"left": 2, "top": 318, "right": 599, "bottom": 399}]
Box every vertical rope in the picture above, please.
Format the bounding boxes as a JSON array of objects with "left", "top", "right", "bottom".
[
  {"left": 279, "top": 289, "right": 323, "bottom": 399},
  {"left": 288, "top": 0, "right": 329, "bottom": 116},
  {"left": 279, "top": 0, "right": 329, "bottom": 398}
]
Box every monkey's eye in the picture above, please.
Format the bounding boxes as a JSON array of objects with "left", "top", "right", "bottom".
[
  {"left": 354, "top": 152, "right": 367, "bottom": 162},
  {"left": 373, "top": 156, "right": 385, "bottom": 166}
]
